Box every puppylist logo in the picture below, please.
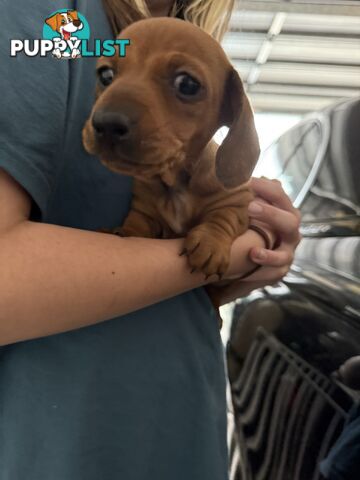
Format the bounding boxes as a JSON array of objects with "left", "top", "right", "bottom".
[{"left": 10, "top": 9, "right": 130, "bottom": 59}]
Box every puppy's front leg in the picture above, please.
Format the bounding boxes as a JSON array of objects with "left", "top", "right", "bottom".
[
  {"left": 183, "top": 205, "right": 249, "bottom": 279},
  {"left": 112, "top": 209, "right": 161, "bottom": 238}
]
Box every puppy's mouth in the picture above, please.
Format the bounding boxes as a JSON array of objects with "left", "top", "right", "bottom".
[
  {"left": 61, "top": 23, "right": 80, "bottom": 39},
  {"left": 83, "top": 120, "right": 184, "bottom": 180},
  {"left": 82, "top": 114, "right": 186, "bottom": 182},
  {"left": 63, "top": 31, "right": 71, "bottom": 40},
  {"left": 100, "top": 145, "right": 185, "bottom": 181}
]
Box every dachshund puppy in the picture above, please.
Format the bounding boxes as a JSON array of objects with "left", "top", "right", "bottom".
[{"left": 83, "top": 18, "right": 260, "bottom": 311}]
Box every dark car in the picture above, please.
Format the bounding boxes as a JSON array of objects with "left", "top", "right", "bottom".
[{"left": 227, "top": 98, "right": 360, "bottom": 480}]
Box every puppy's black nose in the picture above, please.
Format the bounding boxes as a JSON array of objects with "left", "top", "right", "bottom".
[
  {"left": 73, "top": 19, "right": 81, "bottom": 27},
  {"left": 92, "top": 111, "right": 134, "bottom": 141}
]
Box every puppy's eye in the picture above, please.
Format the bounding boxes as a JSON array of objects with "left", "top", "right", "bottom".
[
  {"left": 61, "top": 19, "right": 66, "bottom": 24},
  {"left": 174, "top": 73, "right": 201, "bottom": 98},
  {"left": 97, "top": 67, "right": 115, "bottom": 87}
]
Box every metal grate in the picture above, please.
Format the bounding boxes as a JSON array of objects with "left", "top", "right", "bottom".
[{"left": 229, "top": 328, "right": 353, "bottom": 480}]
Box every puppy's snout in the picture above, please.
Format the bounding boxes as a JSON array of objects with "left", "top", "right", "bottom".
[{"left": 92, "top": 111, "right": 134, "bottom": 141}]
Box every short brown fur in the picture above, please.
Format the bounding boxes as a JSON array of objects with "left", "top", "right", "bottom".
[{"left": 83, "top": 18, "right": 260, "bottom": 314}]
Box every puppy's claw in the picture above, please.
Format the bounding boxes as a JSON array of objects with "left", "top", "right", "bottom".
[
  {"left": 202, "top": 253, "right": 213, "bottom": 270},
  {"left": 190, "top": 242, "right": 200, "bottom": 254},
  {"left": 179, "top": 248, "right": 187, "bottom": 256}
]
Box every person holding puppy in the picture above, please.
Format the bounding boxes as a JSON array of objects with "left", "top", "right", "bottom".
[{"left": 0, "top": 1, "right": 301, "bottom": 479}]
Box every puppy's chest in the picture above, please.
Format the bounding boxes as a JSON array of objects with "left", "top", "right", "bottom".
[{"left": 157, "top": 189, "right": 196, "bottom": 236}]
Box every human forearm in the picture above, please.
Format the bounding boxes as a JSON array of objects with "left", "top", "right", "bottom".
[
  {"left": 0, "top": 221, "right": 268, "bottom": 345},
  {"left": 0, "top": 221, "right": 198, "bottom": 345}
]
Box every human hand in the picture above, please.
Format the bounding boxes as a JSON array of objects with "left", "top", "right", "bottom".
[
  {"left": 245, "top": 176, "right": 301, "bottom": 284},
  {"left": 215, "top": 177, "right": 301, "bottom": 302}
]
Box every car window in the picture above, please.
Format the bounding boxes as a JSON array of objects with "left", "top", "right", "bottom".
[{"left": 255, "top": 120, "right": 322, "bottom": 202}]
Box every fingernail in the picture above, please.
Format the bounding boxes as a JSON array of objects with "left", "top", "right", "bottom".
[
  {"left": 254, "top": 248, "right": 267, "bottom": 260},
  {"left": 248, "top": 202, "right": 263, "bottom": 215}
]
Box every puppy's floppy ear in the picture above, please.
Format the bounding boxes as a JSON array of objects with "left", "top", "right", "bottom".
[
  {"left": 45, "top": 13, "right": 61, "bottom": 32},
  {"left": 68, "top": 10, "right": 78, "bottom": 19},
  {"left": 215, "top": 68, "right": 260, "bottom": 189},
  {"left": 68, "top": 10, "right": 84, "bottom": 30}
]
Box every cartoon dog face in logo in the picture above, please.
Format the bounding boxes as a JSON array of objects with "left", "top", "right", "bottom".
[{"left": 45, "top": 10, "right": 83, "bottom": 58}]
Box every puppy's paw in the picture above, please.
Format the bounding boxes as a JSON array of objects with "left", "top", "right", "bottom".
[{"left": 182, "top": 227, "right": 231, "bottom": 280}]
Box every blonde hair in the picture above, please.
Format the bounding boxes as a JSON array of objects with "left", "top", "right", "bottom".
[{"left": 102, "top": 0, "right": 235, "bottom": 41}]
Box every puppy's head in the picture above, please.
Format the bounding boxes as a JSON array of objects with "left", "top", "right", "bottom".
[{"left": 83, "top": 18, "right": 259, "bottom": 187}]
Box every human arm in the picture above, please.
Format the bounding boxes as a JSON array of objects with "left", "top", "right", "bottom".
[{"left": 0, "top": 168, "right": 274, "bottom": 345}]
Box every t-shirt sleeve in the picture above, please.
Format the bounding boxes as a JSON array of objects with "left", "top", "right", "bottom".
[{"left": 0, "top": 1, "right": 70, "bottom": 220}]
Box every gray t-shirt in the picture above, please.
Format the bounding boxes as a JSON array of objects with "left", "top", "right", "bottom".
[{"left": 0, "top": 1, "right": 228, "bottom": 479}]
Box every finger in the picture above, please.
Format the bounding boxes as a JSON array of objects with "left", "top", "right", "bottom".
[
  {"left": 250, "top": 177, "right": 295, "bottom": 212},
  {"left": 250, "top": 245, "right": 294, "bottom": 267},
  {"left": 249, "top": 202, "right": 300, "bottom": 238}
]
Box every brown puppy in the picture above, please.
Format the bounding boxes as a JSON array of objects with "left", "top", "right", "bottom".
[{"left": 83, "top": 17, "right": 260, "bottom": 310}]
